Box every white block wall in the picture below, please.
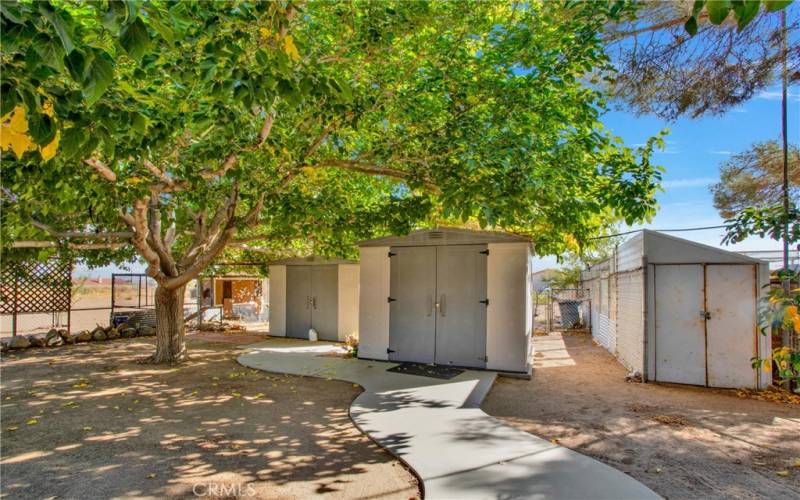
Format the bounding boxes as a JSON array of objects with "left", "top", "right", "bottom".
[
  {"left": 337, "top": 264, "right": 360, "bottom": 342},
  {"left": 268, "top": 265, "right": 287, "bottom": 337},
  {"left": 357, "top": 247, "right": 391, "bottom": 360}
]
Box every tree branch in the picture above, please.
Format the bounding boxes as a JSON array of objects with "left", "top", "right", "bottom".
[
  {"left": 119, "top": 198, "right": 168, "bottom": 283},
  {"left": 30, "top": 220, "right": 132, "bottom": 240},
  {"left": 11, "top": 240, "right": 126, "bottom": 250},
  {"left": 84, "top": 159, "right": 117, "bottom": 182},
  {"left": 305, "top": 159, "right": 441, "bottom": 194}
]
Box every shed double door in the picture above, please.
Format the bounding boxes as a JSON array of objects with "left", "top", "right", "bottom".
[
  {"left": 388, "top": 245, "right": 487, "bottom": 368},
  {"left": 286, "top": 266, "right": 338, "bottom": 340},
  {"left": 654, "top": 264, "right": 757, "bottom": 388}
]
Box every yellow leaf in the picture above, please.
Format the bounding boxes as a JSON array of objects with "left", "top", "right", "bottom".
[
  {"left": 9, "top": 105, "right": 28, "bottom": 133},
  {"left": 259, "top": 27, "right": 271, "bottom": 39},
  {"left": 786, "top": 305, "right": 798, "bottom": 318},
  {"left": 284, "top": 35, "right": 300, "bottom": 61},
  {"left": 83, "top": 426, "right": 92, "bottom": 431},
  {"left": 26, "top": 419, "right": 38, "bottom": 425},
  {"left": 794, "top": 458, "right": 800, "bottom": 468},
  {"left": 6, "top": 426, "right": 19, "bottom": 432},
  {"left": 40, "top": 130, "right": 60, "bottom": 161},
  {"left": 1, "top": 127, "right": 35, "bottom": 160},
  {"left": 776, "top": 470, "right": 789, "bottom": 477},
  {"left": 763, "top": 359, "right": 771, "bottom": 372}
]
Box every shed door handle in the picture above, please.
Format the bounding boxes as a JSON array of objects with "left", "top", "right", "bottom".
[
  {"left": 439, "top": 294, "right": 446, "bottom": 317},
  {"left": 427, "top": 294, "right": 433, "bottom": 317},
  {"left": 700, "top": 310, "right": 710, "bottom": 320},
  {"left": 312, "top": 296, "right": 317, "bottom": 309}
]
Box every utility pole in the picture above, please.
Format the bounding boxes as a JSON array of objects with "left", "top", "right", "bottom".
[{"left": 781, "top": 9, "right": 790, "bottom": 298}]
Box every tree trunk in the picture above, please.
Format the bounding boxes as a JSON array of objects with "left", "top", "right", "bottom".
[{"left": 149, "top": 285, "right": 187, "bottom": 364}]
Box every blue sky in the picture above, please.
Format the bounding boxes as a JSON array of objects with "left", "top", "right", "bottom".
[{"left": 534, "top": 83, "right": 799, "bottom": 270}]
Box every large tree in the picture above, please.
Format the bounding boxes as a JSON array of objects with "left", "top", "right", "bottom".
[
  {"left": 711, "top": 141, "right": 800, "bottom": 218},
  {"left": 1, "top": 0, "right": 663, "bottom": 363},
  {"left": 604, "top": 0, "right": 798, "bottom": 120}
]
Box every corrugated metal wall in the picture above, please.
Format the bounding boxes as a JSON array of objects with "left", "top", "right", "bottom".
[
  {"left": 582, "top": 235, "right": 645, "bottom": 374},
  {"left": 615, "top": 269, "right": 645, "bottom": 374}
]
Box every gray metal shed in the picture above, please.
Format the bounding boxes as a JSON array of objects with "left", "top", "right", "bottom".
[
  {"left": 268, "top": 257, "right": 359, "bottom": 341},
  {"left": 581, "top": 230, "right": 771, "bottom": 389},
  {"left": 358, "top": 228, "right": 533, "bottom": 375}
]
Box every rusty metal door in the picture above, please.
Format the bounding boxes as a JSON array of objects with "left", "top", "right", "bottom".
[
  {"left": 705, "top": 265, "right": 757, "bottom": 388},
  {"left": 654, "top": 265, "right": 706, "bottom": 385}
]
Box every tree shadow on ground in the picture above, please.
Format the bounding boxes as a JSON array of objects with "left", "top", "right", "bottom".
[
  {"left": 0, "top": 337, "right": 419, "bottom": 499},
  {"left": 482, "top": 332, "right": 800, "bottom": 499}
]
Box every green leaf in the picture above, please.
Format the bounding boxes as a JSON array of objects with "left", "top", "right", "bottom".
[
  {"left": 66, "top": 50, "right": 87, "bottom": 83},
  {"left": 764, "top": 0, "right": 792, "bottom": 12},
  {"left": 684, "top": 16, "right": 699, "bottom": 36},
  {"left": 131, "top": 112, "right": 147, "bottom": 133},
  {"left": 60, "top": 127, "right": 88, "bottom": 159},
  {"left": 120, "top": 18, "right": 150, "bottom": 63},
  {"left": 733, "top": 0, "right": 761, "bottom": 30},
  {"left": 144, "top": 9, "right": 174, "bottom": 46},
  {"left": 102, "top": 0, "right": 128, "bottom": 30},
  {"left": 33, "top": 34, "right": 66, "bottom": 72},
  {"left": 0, "top": 83, "right": 17, "bottom": 116},
  {"left": 38, "top": 2, "right": 74, "bottom": 53},
  {"left": 692, "top": 0, "right": 706, "bottom": 15},
  {"left": 27, "top": 112, "right": 57, "bottom": 146},
  {"left": 82, "top": 51, "right": 115, "bottom": 106},
  {"left": 706, "top": 0, "right": 732, "bottom": 24},
  {"left": 0, "top": 2, "right": 24, "bottom": 24}
]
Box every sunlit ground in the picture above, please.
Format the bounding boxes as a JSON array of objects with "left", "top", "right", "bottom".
[{"left": 0, "top": 336, "right": 418, "bottom": 499}]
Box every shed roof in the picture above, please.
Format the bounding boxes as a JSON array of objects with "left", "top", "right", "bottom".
[
  {"left": 358, "top": 227, "right": 530, "bottom": 247},
  {"left": 641, "top": 230, "right": 763, "bottom": 265},
  {"left": 267, "top": 256, "right": 358, "bottom": 266}
]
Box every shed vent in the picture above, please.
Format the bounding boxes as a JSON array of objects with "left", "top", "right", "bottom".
[{"left": 427, "top": 231, "right": 444, "bottom": 240}]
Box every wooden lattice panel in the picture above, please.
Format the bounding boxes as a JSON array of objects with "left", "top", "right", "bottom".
[{"left": 0, "top": 260, "right": 72, "bottom": 314}]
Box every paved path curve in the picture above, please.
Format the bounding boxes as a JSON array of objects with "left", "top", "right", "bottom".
[{"left": 238, "top": 338, "right": 659, "bottom": 499}]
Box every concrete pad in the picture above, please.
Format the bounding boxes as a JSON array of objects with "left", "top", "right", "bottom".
[{"left": 239, "top": 338, "right": 660, "bottom": 499}]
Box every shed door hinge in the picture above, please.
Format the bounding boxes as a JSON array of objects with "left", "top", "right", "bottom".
[
  {"left": 388, "top": 297, "right": 397, "bottom": 303},
  {"left": 480, "top": 249, "right": 489, "bottom": 255},
  {"left": 388, "top": 251, "right": 397, "bottom": 257},
  {"left": 387, "top": 348, "right": 396, "bottom": 354},
  {"left": 480, "top": 299, "right": 489, "bottom": 306}
]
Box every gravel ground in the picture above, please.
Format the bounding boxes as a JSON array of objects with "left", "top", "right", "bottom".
[
  {"left": 483, "top": 332, "right": 800, "bottom": 499},
  {"left": 0, "top": 335, "right": 418, "bottom": 499}
]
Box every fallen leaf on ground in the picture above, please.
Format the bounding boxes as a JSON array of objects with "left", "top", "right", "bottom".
[
  {"left": 650, "top": 415, "right": 689, "bottom": 426},
  {"left": 6, "top": 426, "right": 19, "bottom": 431},
  {"left": 147, "top": 473, "right": 157, "bottom": 479},
  {"left": 83, "top": 426, "right": 92, "bottom": 431},
  {"left": 776, "top": 470, "right": 789, "bottom": 477},
  {"left": 26, "top": 419, "right": 38, "bottom": 425}
]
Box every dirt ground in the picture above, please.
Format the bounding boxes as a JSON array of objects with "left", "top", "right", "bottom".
[
  {"left": 483, "top": 332, "right": 800, "bottom": 499},
  {"left": 0, "top": 334, "right": 418, "bottom": 499}
]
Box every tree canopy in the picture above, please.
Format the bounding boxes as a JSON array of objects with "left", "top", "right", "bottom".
[
  {"left": 711, "top": 141, "right": 800, "bottom": 219},
  {"left": 604, "top": 1, "right": 798, "bottom": 120},
  {"left": 1, "top": 0, "right": 663, "bottom": 261}
]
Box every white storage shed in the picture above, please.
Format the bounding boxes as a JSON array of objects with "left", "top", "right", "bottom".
[
  {"left": 581, "top": 230, "right": 770, "bottom": 389},
  {"left": 268, "top": 257, "right": 359, "bottom": 341},
  {"left": 357, "top": 228, "right": 533, "bottom": 375}
]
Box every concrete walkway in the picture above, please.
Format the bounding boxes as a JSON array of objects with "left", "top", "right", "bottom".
[{"left": 238, "top": 338, "right": 659, "bottom": 499}]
